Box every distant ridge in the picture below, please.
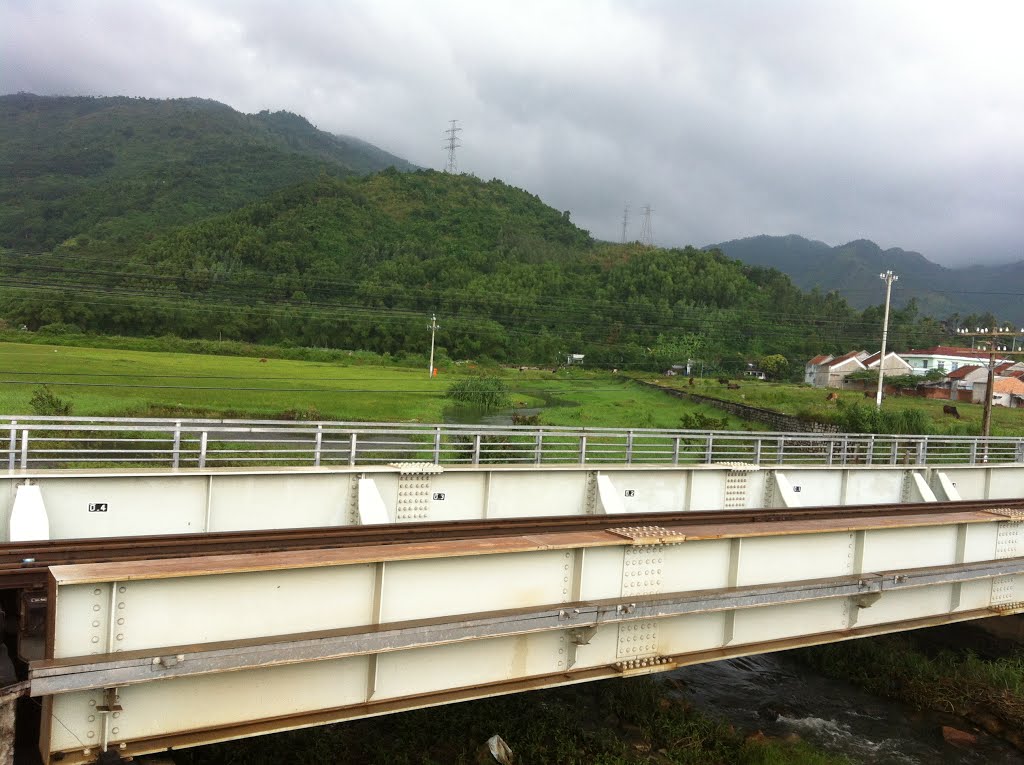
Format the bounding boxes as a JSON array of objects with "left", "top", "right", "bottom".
[{"left": 707, "top": 234, "right": 1024, "bottom": 323}]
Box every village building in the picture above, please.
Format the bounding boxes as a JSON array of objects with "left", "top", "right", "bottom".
[
  {"left": 818, "top": 350, "right": 868, "bottom": 388},
  {"left": 920, "top": 364, "right": 986, "bottom": 401},
  {"left": 805, "top": 354, "right": 832, "bottom": 385},
  {"left": 900, "top": 346, "right": 1008, "bottom": 375},
  {"left": 972, "top": 376, "right": 1024, "bottom": 408},
  {"left": 862, "top": 351, "right": 913, "bottom": 376}
]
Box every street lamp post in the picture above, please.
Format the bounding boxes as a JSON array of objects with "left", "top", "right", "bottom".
[{"left": 875, "top": 271, "right": 898, "bottom": 409}]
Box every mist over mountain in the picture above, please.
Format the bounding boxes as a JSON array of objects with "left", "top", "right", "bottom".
[{"left": 707, "top": 235, "right": 1024, "bottom": 324}]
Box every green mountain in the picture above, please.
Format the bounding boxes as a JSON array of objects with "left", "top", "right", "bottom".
[
  {"left": 707, "top": 235, "right": 1024, "bottom": 324},
  {"left": 0, "top": 93, "right": 415, "bottom": 258},
  {"left": 1, "top": 168, "right": 943, "bottom": 367},
  {"left": 0, "top": 95, "right": 948, "bottom": 368}
]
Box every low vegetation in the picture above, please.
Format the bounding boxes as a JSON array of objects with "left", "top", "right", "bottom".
[
  {"left": 792, "top": 634, "right": 1024, "bottom": 751},
  {"left": 444, "top": 376, "right": 511, "bottom": 411},
  {"left": 643, "top": 375, "right": 1023, "bottom": 436},
  {"left": 177, "top": 676, "right": 851, "bottom": 765}
]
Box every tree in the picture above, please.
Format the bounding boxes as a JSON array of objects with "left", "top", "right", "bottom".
[{"left": 759, "top": 354, "right": 789, "bottom": 380}]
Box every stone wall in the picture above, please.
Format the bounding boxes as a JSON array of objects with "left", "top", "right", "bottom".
[{"left": 638, "top": 381, "right": 840, "bottom": 434}]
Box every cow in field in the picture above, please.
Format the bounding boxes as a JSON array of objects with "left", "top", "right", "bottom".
[
  {"left": 825, "top": 391, "right": 839, "bottom": 402},
  {"left": 258, "top": 358, "right": 268, "bottom": 363},
  {"left": 943, "top": 405, "right": 961, "bottom": 419},
  {"left": 727, "top": 383, "right": 741, "bottom": 390}
]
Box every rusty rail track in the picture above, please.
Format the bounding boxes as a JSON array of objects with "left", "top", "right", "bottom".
[{"left": 4, "top": 498, "right": 1022, "bottom": 590}]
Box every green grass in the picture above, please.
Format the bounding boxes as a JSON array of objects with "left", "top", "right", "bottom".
[
  {"left": 0, "top": 341, "right": 445, "bottom": 421},
  {"left": 0, "top": 341, "right": 753, "bottom": 429},
  {"left": 638, "top": 375, "right": 1024, "bottom": 437}
]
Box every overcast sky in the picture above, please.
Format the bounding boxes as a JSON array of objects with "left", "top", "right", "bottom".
[{"left": 3, "top": 0, "right": 1022, "bottom": 266}]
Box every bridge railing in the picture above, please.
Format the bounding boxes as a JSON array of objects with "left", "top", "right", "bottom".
[{"left": 3, "top": 415, "right": 1023, "bottom": 470}]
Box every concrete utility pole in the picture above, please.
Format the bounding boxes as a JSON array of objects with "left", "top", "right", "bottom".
[
  {"left": 428, "top": 313, "right": 439, "bottom": 378},
  {"left": 955, "top": 326, "right": 1023, "bottom": 437},
  {"left": 875, "top": 270, "right": 898, "bottom": 409}
]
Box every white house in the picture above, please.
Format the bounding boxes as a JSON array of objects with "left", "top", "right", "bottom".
[
  {"left": 805, "top": 354, "right": 832, "bottom": 385},
  {"left": 900, "top": 346, "right": 1008, "bottom": 376},
  {"left": 818, "top": 350, "right": 868, "bottom": 389},
  {"left": 862, "top": 351, "right": 913, "bottom": 376}
]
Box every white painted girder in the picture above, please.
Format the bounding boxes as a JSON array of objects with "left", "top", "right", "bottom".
[
  {"left": 5, "top": 462, "right": 1024, "bottom": 542},
  {"left": 32, "top": 511, "right": 1024, "bottom": 763}
]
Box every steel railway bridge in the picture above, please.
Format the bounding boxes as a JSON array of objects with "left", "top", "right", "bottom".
[{"left": 0, "top": 416, "right": 1021, "bottom": 763}]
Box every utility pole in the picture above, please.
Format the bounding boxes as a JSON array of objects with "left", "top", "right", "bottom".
[
  {"left": 875, "top": 270, "right": 898, "bottom": 409},
  {"left": 639, "top": 204, "right": 653, "bottom": 246},
  {"left": 620, "top": 205, "right": 630, "bottom": 243},
  {"left": 955, "top": 326, "right": 1023, "bottom": 437},
  {"left": 427, "top": 313, "right": 439, "bottom": 378},
  {"left": 443, "top": 120, "right": 462, "bottom": 173}
]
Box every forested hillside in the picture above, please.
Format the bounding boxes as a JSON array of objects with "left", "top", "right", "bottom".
[
  {"left": 2, "top": 163, "right": 944, "bottom": 369},
  {"left": 0, "top": 93, "right": 415, "bottom": 259}
]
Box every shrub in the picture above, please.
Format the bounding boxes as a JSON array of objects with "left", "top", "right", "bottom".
[
  {"left": 29, "top": 386, "right": 73, "bottom": 416},
  {"left": 444, "top": 377, "right": 510, "bottom": 411},
  {"left": 832, "top": 401, "right": 931, "bottom": 435}
]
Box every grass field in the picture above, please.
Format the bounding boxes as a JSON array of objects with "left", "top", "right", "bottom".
[
  {"left": 640, "top": 374, "right": 1024, "bottom": 437},
  {"left": 9, "top": 337, "right": 1017, "bottom": 436},
  {"left": 0, "top": 341, "right": 755, "bottom": 429}
]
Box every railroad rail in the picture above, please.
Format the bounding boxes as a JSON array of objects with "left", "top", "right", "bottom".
[
  {"left": 5, "top": 415, "right": 1024, "bottom": 469},
  {"left": 5, "top": 497, "right": 1022, "bottom": 589}
]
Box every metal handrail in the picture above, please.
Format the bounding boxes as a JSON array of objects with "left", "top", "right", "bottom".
[{"left": 3, "top": 415, "right": 1022, "bottom": 469}]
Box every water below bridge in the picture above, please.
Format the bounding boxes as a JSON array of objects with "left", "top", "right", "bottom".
[{"left": 675, "top": 653, "right": 1023, "bottom": 764}]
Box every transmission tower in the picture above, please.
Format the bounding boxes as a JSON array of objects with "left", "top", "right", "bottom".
[
  {"left": 443, "top": 120, "right": 462, "bottom": 173},
  {"left": 620, "top": 205, "right": 630, "bottom": 243},
  {"left": 639, "top": 204, "right": 653, "bottom": 246}
]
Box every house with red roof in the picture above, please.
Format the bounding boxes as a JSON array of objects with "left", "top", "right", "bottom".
[
  {"left": 901, "top": 346, "right": 1010, "bottom": 376},
  {"left": 920, "top": 364, "right": 986, "bottom": 401},
  {"left": 804, "top": 354, "right": 833, "bottom": 385},
  {"left": 973, "top": 376, "right": 1024, "bottom": 408},
  {"left": 807, "top": 350, "right": 869, "bottom": 388}
]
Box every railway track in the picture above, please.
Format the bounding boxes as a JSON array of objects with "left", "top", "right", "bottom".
[{"left": 3, "top": 497, "right": 1021, "bottom": 590}]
